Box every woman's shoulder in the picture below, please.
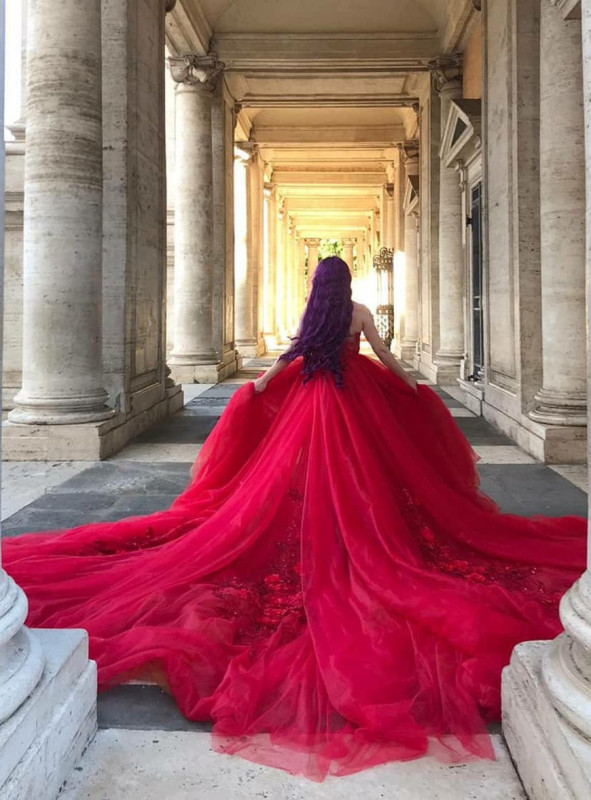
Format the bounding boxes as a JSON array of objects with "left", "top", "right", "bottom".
[{"left": 352, "top": 301, "right": 371, "bottom": 317}]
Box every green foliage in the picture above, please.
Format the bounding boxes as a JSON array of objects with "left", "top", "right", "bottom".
[{"left": 318, "top": 239, "right": 344, "bottom": 259}]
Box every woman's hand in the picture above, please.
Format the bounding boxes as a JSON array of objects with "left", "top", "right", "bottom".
[
  {"left": 253, "top": 376, "right": 268, "bottom": 394},
  {"left": 405, "top": 374, "right": 418, "bottom": 393}
]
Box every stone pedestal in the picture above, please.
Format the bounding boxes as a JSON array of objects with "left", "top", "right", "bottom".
[
  {"left": 9, "top": 0, "right": 111, "bottom": 426},
  {"left": 0, "top": 627, "right": 96, "bottom": 800},
  {"left": 431, "top": 55, "right": 465, "bottom": 383},
  {"left": 168, "top": 55, "right": 223, "bottom": 383}
]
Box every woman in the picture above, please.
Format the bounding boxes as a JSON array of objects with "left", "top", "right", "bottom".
[{"left": 3, "top": 256, "right": 586, "bottom": 781}]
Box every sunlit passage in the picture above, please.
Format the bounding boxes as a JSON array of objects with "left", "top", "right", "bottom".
[{"left": 2, "top": 0, "right": 591, "bottom": 798}]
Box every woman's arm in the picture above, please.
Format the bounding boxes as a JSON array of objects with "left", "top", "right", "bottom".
[
  {"left": 360, "top": 306, "right": 417, "bottom": 391},
  {"left": 253, "top": 354, "right": 290, "bottom": 393}
]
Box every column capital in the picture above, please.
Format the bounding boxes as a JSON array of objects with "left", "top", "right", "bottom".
[
  {"left": 304, "top": 238, "right": 321, "bottom": 246},
  {"left": 234, "top": 142, "right": 259, "bottom": 164},
  {"left": 341, "top": 237, "right": 357, "bottom": 245},
  {"left": 398, "top": 139, "right": 420, "bottom": 164},
  {"left": 168, "top": 54, "right": 224, "bottom": 91},
  {"left": 428, "top": 53, "right": 463, "bottom": 94}
]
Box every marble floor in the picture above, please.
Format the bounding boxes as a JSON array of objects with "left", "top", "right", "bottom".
[{"left": 1, "top": 358, "right": 587, "bottom": 798}]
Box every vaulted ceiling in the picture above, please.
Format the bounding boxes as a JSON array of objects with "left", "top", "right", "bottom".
[{"left": 166, "top": 0, "right": 476, "bottom": 239}]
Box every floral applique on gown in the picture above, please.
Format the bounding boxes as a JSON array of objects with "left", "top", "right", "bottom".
[{"left": 3, "top": 333, "right": 586, "bottom": 780}]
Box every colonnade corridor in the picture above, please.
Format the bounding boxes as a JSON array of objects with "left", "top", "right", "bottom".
[{"left": 2, "top": 0, "right": 591, "bottom": 798}]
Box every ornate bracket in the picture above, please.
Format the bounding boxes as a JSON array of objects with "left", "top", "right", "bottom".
[
  {"left": 168, "top": 54, "right": 224, "bottom": 91},
  {"left": 428, "top": 53, "right": 463, "bottom": 94}
]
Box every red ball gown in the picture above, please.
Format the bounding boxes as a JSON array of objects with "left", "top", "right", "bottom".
[{"left": 2, "top": 334, "right": 586, "bottom": 780}]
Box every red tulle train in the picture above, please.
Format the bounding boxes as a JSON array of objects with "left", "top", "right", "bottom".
[{"left": 2, "top": 336, "right": 586, "bottom": 780}]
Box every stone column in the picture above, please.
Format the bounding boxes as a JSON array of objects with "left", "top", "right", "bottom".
[
  {"left": 234, "top": 145, "right": 264, "bottom": 357},
  {"left": 402, "top": 212, "right": 420, "bottom": 360},
  {"left": 305, "top": 238, "right": 320, "bottom": 292},
  {"left": 1, "top": 1, "right": 97, "bottom": 792},
  {"left": 528, "top": 2, "right": 586, "bottom": 427},
  {"left": 287, "top": 226, "right": 298, "bottom": 333},
  {"left": 501, "top": 4, "right": 591, "bottom": 797},
  {"left": 263, "top": 183, "right": 278, "bottom": 346},
  {"left": 297, "top": 236, "right": 306, "bottom": 314},
  {"left": 342, "top": 238, "right": 356, "bottom": 271},
  {"left": 9, "top": 0, "right": 111, "bottom": 424},
  {"left": 276, "top": 202, "right": 289, "bottom": 342},
  {"left": 430, "top": 54, "right": 465, "bottom": 382},
  {"left": 167, "top": 55, "right": 221, "bottom": 382},
  {"left": 382, "top": 184, "right": 396, "bottom": 251}
]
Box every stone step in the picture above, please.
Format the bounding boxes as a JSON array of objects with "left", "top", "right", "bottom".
[
  {"left": 0, "top": 628, "right": 96, "bottom": 799},
  {"left": 59, "top": 729, "right": 526, "bottom": 800}
]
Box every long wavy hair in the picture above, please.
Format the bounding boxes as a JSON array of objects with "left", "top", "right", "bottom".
[{"left": 280, "top": 256, "right": 353, "bottom": 386}]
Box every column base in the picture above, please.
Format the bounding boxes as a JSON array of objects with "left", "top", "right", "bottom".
[
  {"left": 529, "top": 389, "right": 587, "bottom": 427},
  {"left": 236, "top": 337, "right": 266, "bottom": 359},
  {"left": 503, "top": 639, "right": 591, "bottom": 800},
  {"left": 0, "top": 628, "right": 97, "bottom": 800},
  {"left": 2, "top": 381, "right": 183, "bottom": 461},
  {"left": 169, "top": 349, "right": 240, "bottom": 385},
  {"left": 482, "top": 400, "right": 587, "bottom": 463},
  {"left": 400, "top": 340, "right": 418, "bottom": 364},
  {"left": 8, "top": 386, "right": 114, "bottom": 426}
]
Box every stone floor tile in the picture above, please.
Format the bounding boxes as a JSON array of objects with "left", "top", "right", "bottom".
[
  {"left": 108, "top": 443, "right": 200, "bottom": 463},
  {"left": 478, "top": 464, "right": 588, "bottom": 517},
  {"left": 473, "top": 446, "right": 536, "bottom": 465},
  {"left": 1, "top": 461, "right": 92, "bottom": 520},
  {"left": 549, "top": 465, "right": 588, "bottom": 493},
  {"left": 60, "top": 730, "right": 526, "bottom": 800},
  {"left": 449, "top": 408, "right": 476, "bottom": 417}
]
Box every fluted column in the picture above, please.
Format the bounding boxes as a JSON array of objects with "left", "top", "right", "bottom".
[
  {"left": 342, "top": 238, "right": 356, "bottom": 271},
  {"left": 430, "top": 54, "right": 465, "bottom": 381},
  {"left": 263, "top": 183, "right": 278, "bottom": 345},
  {"left": 529, "top": 3, "right": 586, "bottom": 427},
  {"left": 168, "top": 55, "right": 221, "bottom": 380},
  {"left": 9, "top": 0, "right": 111, "bottom": 424}
]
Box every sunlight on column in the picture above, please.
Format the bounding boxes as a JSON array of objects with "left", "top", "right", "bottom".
[
  {"left": 233, "top": 156, "right": 248, "bottom": 298},
  {"left": 394, "top": 250, "right": 406, "bottom": 341}
]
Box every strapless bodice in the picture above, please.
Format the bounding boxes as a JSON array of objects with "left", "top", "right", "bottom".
[{"left": 344, "top": 331, "right": 361, "bottom": 355}]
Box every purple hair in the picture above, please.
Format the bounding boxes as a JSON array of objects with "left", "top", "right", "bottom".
[{"left": 280, "top": 256, "right": 353, "bottom": 387}]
